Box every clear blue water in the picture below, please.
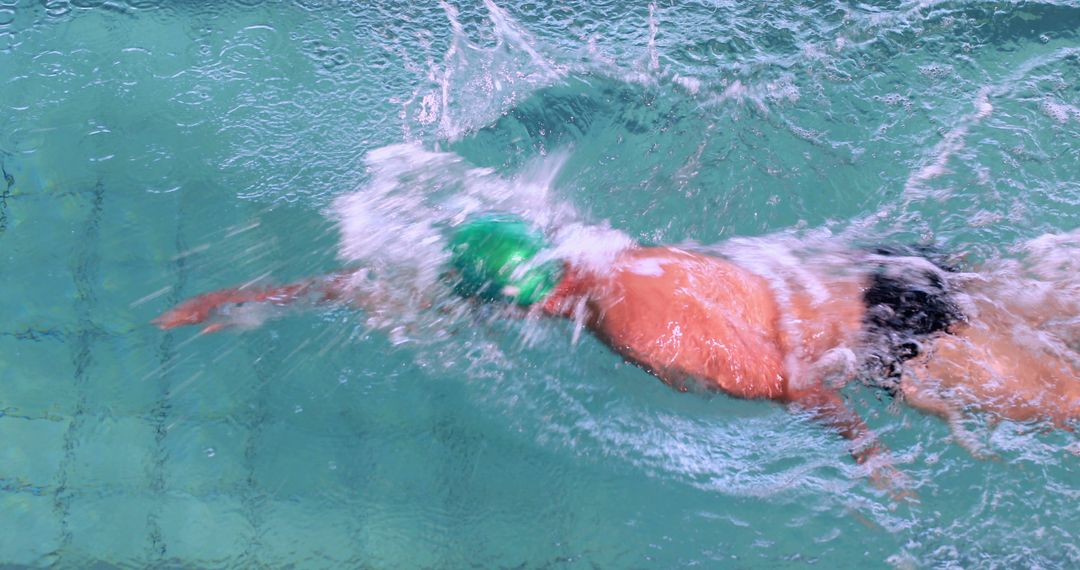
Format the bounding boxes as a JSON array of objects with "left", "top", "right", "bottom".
[{"left": 2, "top": 0, "right": 1079, "bottom": 567}]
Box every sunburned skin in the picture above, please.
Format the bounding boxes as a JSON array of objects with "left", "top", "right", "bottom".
[
  {"left": 540, "top": 246, "right": 880, "bottom": 459},
  {"left": 544, "top": 247, "right": 791, "bottom": 399}
]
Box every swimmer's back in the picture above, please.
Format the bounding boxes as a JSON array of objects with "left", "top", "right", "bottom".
[{"left": 580, "top": 247, "right": 788, "bottom": 399}]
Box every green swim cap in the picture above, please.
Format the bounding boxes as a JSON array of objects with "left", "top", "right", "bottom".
[{"left": 447, "top": 214, "right": 563, "bottom": 306}]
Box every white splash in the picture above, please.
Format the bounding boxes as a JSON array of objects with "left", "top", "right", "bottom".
[
  {"left": 646, "top": 2, "right": 660, "bottom": 72},
  {"left": 398, "top": 0, "right": 566, "bottom": 142},
  {"left": 902, "top": 88, "right": 993, "bottom": 198},
  {"left": 546, "top": 222, "right": 635, "bottom": 274},
  {"left": 330, "top": 143, "right": 595, "bottom": 292}
]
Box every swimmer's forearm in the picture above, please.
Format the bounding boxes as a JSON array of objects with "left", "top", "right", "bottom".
[
  {"left": 787, "top": 387, "right": 914, "bottom": 498},
  {"left": 152, "top": 270, "right": 363, "bottom": 330},
  {"left": 786, "top": 386, "right": 880, "bottom": 463},
  {"left": 244, "top": 271, "right": 359, "bottom": 304}
]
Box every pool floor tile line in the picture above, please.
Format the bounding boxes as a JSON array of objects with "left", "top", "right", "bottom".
[
  {"left": 145, "top": 393, "right": 171, "bottom": 562},
  {"left": 237, "top": 335, "right": 274, "bottom": 568},
  {"left": 52, "top": 179, "right": 106, "bottom": 565},
  {"left": 0, "top": 158, "right": 13, "bottom": 236},
  {"left": 0, "top": 327, "right": 68, "bottom": 343},
  {"left": 145, "top": 195, "right": 191, "bottom": 566},
  {"left": 2, "top": 477, "right": 258, "bottom": 506}
]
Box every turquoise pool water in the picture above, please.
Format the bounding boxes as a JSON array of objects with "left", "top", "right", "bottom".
[{"left": 2, "top": 0, "right": 1079, "bottom": 567}]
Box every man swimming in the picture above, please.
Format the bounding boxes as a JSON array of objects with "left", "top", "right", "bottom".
[{"left": 154, "top": 214, "right": 1080, "bottom": 469}]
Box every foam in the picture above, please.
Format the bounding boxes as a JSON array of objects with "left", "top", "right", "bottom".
[
  {"left": 1039, "top": 98, "right": 1078, "bottom": 124},
  {"left": 546, "top": 222, "right": 635, "bottom": 273}
]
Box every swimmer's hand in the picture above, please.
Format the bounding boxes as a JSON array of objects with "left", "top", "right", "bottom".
[
  {"left": 867, "top": 456, "right": 919, "bottom": 504},
  {"left": 152, "top": 289, "right": 249, "bottom": 332},
  {"left": 854, "top": 441, "right": 918, "bottom": 503},
  {"left": 153, "top": 283, "right": 312, "bottom": 333}
]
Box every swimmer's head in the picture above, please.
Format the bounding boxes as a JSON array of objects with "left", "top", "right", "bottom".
[{"left": 446, "top": 213, "right": 563, "bottom": 306}]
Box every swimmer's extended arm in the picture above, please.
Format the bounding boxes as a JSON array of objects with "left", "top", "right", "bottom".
[
  {"left": 152, "top": 271, "right": 359, "bottom": 333},
  {"left": 789, "top": 385, "right": 914, "bottom": 500}
]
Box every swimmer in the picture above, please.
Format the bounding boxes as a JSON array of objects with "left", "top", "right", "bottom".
[{"left": 154, "top": 214, "right": 1080, "bottom": 471}]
